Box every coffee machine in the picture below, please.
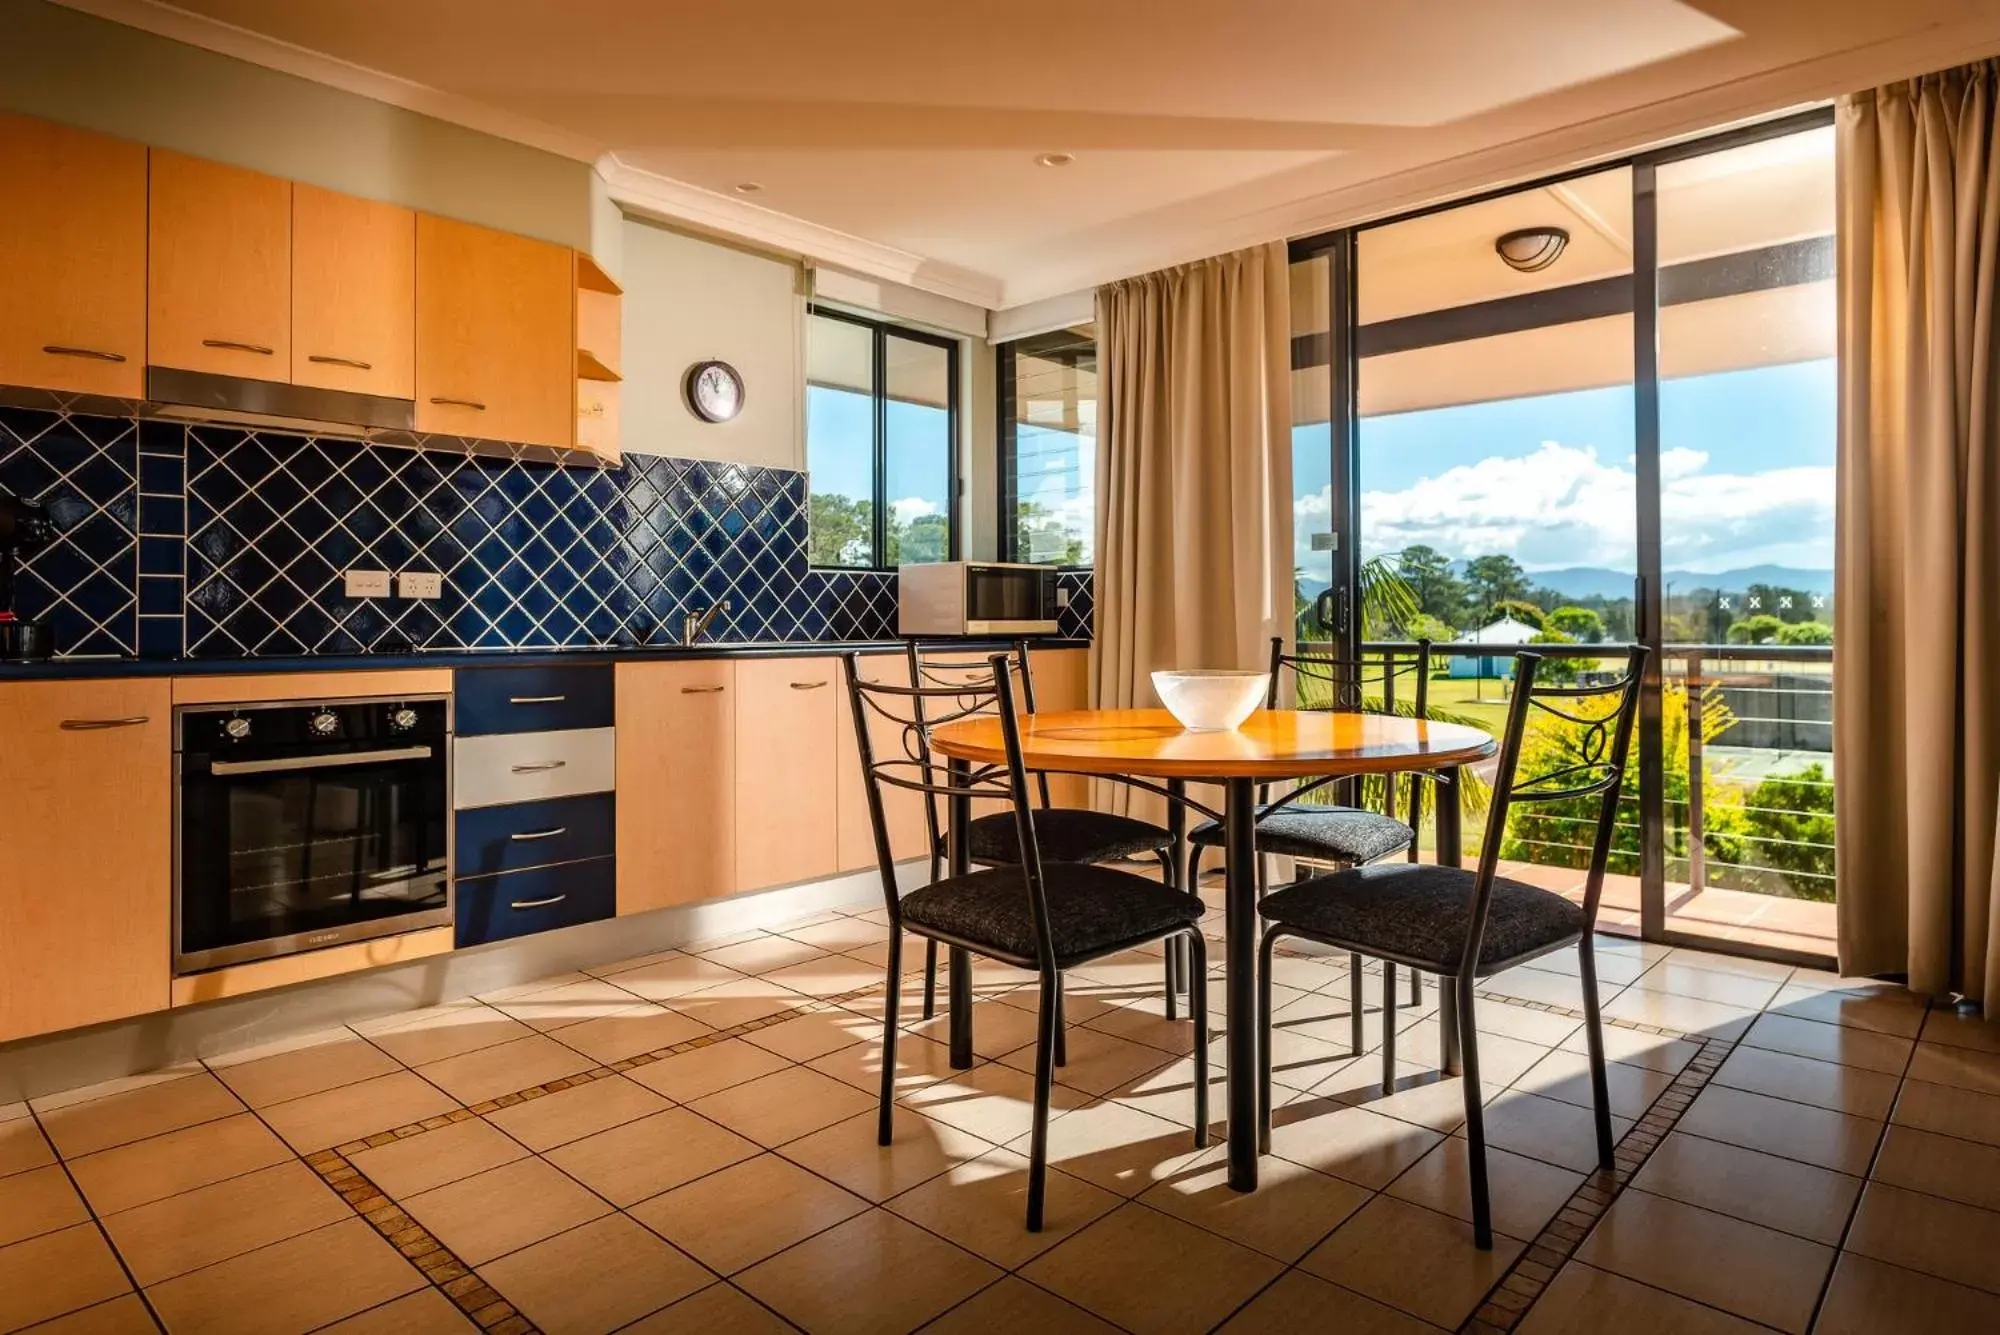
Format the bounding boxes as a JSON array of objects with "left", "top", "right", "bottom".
[{"left": 0, "top": 486, "right": 55, "bottom": 662}]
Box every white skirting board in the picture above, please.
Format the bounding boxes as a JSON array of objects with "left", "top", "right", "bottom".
[{"left": 0, "top": 861, "right": 924, "bottom": 1107}]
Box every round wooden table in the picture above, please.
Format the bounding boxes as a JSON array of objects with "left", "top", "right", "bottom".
[{"left": 929, "top": 707, "right": 1497, "bottom": 1191}]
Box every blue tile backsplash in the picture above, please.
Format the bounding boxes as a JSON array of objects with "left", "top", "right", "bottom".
[{"left": 0, "top": 405, "right": 1095, "bottom": 660}]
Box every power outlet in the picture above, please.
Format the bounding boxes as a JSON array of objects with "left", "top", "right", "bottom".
[
  {"left": 344, "top": 569, "right": 392, "bottom": 598},
  {"left": 398, "top": 571, "right": 443, "bottom": 601}
]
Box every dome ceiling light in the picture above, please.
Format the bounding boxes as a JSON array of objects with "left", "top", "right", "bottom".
[{"left": 1494, "top": 226, "right": 1570, "bottom": 273}]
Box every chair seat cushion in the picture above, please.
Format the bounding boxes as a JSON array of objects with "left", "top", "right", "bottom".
[
  {"left": 966, "top": 807, "right": 1172, "bottom": 866},
  {"left": 1258, "top": 862, "right": 1586, "bottom": 973},
  {"left": 1188, "top": 804, "right": 1414, "bottom": 865},
  {"left": 901, "top": 863, "right": 1204, "bottom": 964}
]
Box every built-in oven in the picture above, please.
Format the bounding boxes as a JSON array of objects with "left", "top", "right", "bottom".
[
  {"left": 175, "top": 696, "right": 452, "bottom": 975},
  {"left": 898, "top": 561, "right": 1063, "bottom": 636}
]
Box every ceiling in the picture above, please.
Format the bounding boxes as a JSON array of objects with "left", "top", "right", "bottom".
[{"left": 62, "top": 0, "right": 2000, "bottom": 310}]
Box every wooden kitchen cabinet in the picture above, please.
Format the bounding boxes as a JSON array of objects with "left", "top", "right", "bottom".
[
  {"left": 292, "top": 184, "right": 415, "bottom": 399},
  {"left": 0, "top": 114, "right": 147, "bottom": 397},
  {"left": 735, "top": 657, "right": 839, "bottom": 892},
  {"left": 149, "top": 150, "right": 292, "bottom": 380},
  {"left": 415, "top": 213, "right": 573, "bottom": 449},
  {"left": 616, "top": 659, "right": 737, "bottom": 913},
  {"left": 0, "top": 680, "right": 172, "bottom": 1042},
  {"left": 836, "top": 654, "right": 934, "bottom": 873}
]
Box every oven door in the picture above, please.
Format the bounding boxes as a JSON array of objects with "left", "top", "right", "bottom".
[
  {"left": 964, "top": 565, "right": 1060, "bottom": 634},
  {"left": 177, "top": 739, "right": 451, "bottom": 973}
]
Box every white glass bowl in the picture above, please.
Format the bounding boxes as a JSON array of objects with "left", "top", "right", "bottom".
[{"left": 1152, "top": 669, "right": 1270, "bottom": 731}]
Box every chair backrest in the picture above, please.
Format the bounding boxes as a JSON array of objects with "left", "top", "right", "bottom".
[
  {"left": 904, "top": 641, "right": 1050, "bottom": 863},
  {"left": 843, "top": 651, "right": 1061, "bottom": 968},
  {"left": 1459, "top": 646, "right": 1648, "bottom": 973},
  {"left": 1267, "top": 637, "right": 1434, "bottom": 829}
]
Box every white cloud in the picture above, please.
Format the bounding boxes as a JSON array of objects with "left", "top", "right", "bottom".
[
  {"left": 1295, "top": 441, "right": 1834, "bottom": 574},
  {"left": 890, "top": 496, "right": 941, "bottom": 525}
]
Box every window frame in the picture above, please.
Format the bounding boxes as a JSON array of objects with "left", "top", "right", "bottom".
[
  {"left": 805, "top": 303, "right": 961, "bottom": 571},
  {"left": 997, "top": 328, "right": 1098, "bottom": 568}
]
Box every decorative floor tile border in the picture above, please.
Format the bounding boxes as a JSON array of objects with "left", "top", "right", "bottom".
[{"left": 1459, "top": 993, "right": 1736, "bottom": 1335}]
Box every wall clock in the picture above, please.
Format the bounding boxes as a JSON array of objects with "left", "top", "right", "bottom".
[{"left": 684, "top": 360, "right": 745, "bottom": 423}]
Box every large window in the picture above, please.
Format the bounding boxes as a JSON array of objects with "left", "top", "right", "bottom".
[
  {"left": 999, "top": 327, "right": 1096, "bottom": 565},
  {"left": 1290, "top": 111, "right": 1837, "bottom": 961},
  {"left": 805, "top": 307, "right": 958, "bottom": 568}
]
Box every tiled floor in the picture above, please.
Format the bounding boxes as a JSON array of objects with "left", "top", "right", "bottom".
[
  {"left": 1499, "top": 862, "right": 1838, "bottom": 958},
  {"left": 3, "top": 888, "right": 1997, "bottom": 1335}
]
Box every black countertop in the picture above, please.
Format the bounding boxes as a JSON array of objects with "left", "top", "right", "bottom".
[{"left": 0, "top": 638, "right": 1092, "bottom": 681}]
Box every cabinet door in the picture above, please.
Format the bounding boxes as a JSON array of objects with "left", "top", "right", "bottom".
[
  {"left": 0, "top": 115, "right": 146, "bottom": 397},
  {"left": 149, "top": 150, "right": 291, "bottom": 380},
  {"left": 0, "top": 680, "right": 172, "bottom": 1041},
  {"left": 292, "top": 185, "right": 415, "bottom": 399},
  {"left": 415, "top": 214, "right": 573, "bottom": 449},
  {"left": 837, "top": 655, "right": 935, "bottom": 873},
  {"left": 735, "top": 657, "right": 838, "bottom": 892},
  {"left": 616, "top": 660, "right": 735, "bottom": 913}
]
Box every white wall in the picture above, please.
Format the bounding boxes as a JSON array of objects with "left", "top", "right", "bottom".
[{"left": 619, "top": 218, "right": 805, "bottom": 469}]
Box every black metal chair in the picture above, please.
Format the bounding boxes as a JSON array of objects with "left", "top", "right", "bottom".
[
  {"left": 1187, "top": 638, "right": 1435, "bottom": 1042},
  {"left": 843, "top": 651, "right": 1210, "bottom": 1231},
  {"left": 905, "top": 641, "right": 1191, "bottom": 1026},
  {"left": 1255, "top": 646, "right": 1646, "bottom": 1249}
]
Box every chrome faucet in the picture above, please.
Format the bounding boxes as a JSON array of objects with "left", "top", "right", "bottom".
[{"left": 681, "top": 602, "right": 726, "bottom": 646}]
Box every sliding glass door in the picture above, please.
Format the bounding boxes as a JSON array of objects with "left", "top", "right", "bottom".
[{"left": 1289, "top": 110, "right": 1836, "bottom": 963}]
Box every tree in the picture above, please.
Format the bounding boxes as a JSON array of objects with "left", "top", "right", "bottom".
[
  {"left": 1463, "top": 554, "right": 1530, "bottom": 613},
  {"left": 1528, "top": 629, "right": 1584, "bottom": 684},
  {"left": 889, "top": 513, "right": 949, "bottom": 565},
  {"left": 1744, "top": 582, "right": 1823, "bottom": 625},
  {"left": 1776, "top": 620, "right": 1832, "bottom": 646},
  {"left": 1727, "top": 614, "right": 1785, "bottom": 645},
  {"left": 1488, "top": 598, "right": 1545, "bottom": 630},
  {"left": 1407, "top": 612, "right": 1456, "bottom": 647},
  {"left": 1396, "top": 545, "right": 1467, "bottom": 624},
  {"left": 1013, "top": 500, "right": 1084, "bottom": 566},
  {"left": 809, "top": 493, "right": 872, "bottom": 566},
  {"left": 1546, "top": 605, "right": 1606, "bottom": 643}
]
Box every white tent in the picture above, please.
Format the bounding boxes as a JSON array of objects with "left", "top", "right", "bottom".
[{"left": 1449, "top": 614, "right": 1541, "bottom": 679}]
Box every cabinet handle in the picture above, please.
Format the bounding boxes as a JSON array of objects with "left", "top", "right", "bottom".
[
  {"left": 511, "top": 761, "right": 567, "bottom": 774},
  {"left": 509, "top": 826, "right": 568, "bottom": 842},
  {"left": 509, "top": 695, "right": 567, "bottom": 705},
  {"left": 43, "top": 345, "right": 127, "bottom": 363},
  {"left": 202, "top": 339, "right": 274, "bottom": 356},
  {"left": 510, "top": 894, "right": 568, "bottom": 910},
  {"left": 430, "top": 397, "right": 487, "bottom": 410},
  {"left": 308, "top": 354, "right": 373, "bottom": 370},
  {"left": 680, "top": 685, "right": 726, "bottom": 694},
  {"left": 790, "top": 681, "right": 829, "bottom": 690},
  {"left": 59, "top": 716, "right": 150, "bottom": 731}
]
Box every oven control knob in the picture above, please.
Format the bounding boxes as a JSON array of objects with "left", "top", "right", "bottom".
[
  {"left": 223, "top": 717, "right": 251, "bottom": 741},
  {"left": 388, "top": 707, "right": 418, "bottom": 733},
  {"left": 309, "top": 710, "right": 340, "bottom": 737}
]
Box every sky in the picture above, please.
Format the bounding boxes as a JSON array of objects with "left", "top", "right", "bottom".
[
  {"left": 806, "top": 387, "right": 952, "bottom": 521},
  {"left": 1293, "top": 357, "right": 1838, "bottom": 580}
]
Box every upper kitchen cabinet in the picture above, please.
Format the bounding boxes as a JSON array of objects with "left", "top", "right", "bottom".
[
  {"left": 574, "top": 253, "right": 623, "bottom": 464},
  {"left": 416, "top": 213, "right": 574, "bottom": 450},
  {"left": 0, "top": 114, "right": 147, "bottom": 398},
  {"left": 292, "top": 184, "right": 415, "bottom": 400},
  {"left": 149, "top": 150, "right": 292, "bottom": 380}
]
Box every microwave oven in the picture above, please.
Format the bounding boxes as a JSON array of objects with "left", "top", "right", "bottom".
[{"left": 898, "top": 561, "right": 1064, "bottom": 636}]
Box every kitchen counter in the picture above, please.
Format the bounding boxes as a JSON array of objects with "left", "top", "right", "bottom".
[{"left": 0, "top": 638, "right": 1091, "bottom": 681}]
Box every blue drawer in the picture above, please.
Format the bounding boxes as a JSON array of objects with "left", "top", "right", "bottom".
[
  {"left": 455, "top": 666, "right": 614, "bottom": 736},
  {"left": 456, "top": 794, "right": 616, "bottom": 879},
  {"left": 454, "top": 857, "right": 615, "bottom": 948}
]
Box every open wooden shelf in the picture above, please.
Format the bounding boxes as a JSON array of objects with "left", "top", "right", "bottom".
[
  {"left": 576, "top": 252, "right": 622, "bottom": 296},
  {"left": 577, "top": 348, "right": 622, "bottom": 382}
]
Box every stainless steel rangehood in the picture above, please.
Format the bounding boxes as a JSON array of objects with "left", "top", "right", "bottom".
[{"left": 143, "top": 366, "right": 415, "bottom": 437}]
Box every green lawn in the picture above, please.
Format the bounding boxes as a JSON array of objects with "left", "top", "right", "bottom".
[{"left": 1423, "top": 675, "right": 1513, "bottom": 734}]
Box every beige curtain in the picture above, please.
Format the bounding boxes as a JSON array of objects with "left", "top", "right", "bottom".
[
  {"left": 1836, "top": 61, "right": 2000, "bottom": 1005},
  {"left": 1090, "top": 242, "right": 1294, "bottom": 814}
]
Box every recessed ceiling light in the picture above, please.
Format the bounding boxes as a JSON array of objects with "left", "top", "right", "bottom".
[
  {"left": 1035, "top": 152, "right": 1075, "bottom": 168},
  {"left": 733, "top": 182, "right": 764, "bottom": 194}
]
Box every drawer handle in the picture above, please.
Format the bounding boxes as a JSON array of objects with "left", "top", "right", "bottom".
[
  {"left": 430, "top": 396, "right": 487, "bottom": 410},
  {"left": 59, "top": 716, "right": 150, "bottom": 731},
  {"left": 790, "top": 681, "right": 829, "bottom": 691},
  {"left": 680, "top": 685, "right": 725, "bottom": 694},
  {"left": 308, "top": 354, "right": 373, "bottom": 370},
  {"left": 511, "top": 761, "right": 568, "bottom": 774},
  {"left": 510, "top": 826, "right": 569, "bottom": 842},
  {"left": 43, "top": 345, "right": 127, "bottom": 363},
  {"left": 202, "top": 338, "right": 275, "bottom": 356},
  {"left": 510, "top": 894, "right": 568, "bottom": 911},
  {"left": 509, "top": 695, "right": 567, "bottom": 705}
]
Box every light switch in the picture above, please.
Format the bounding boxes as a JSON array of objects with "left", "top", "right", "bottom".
[{"left": 344, "top": 569, "right": 392, "bottom": 598}]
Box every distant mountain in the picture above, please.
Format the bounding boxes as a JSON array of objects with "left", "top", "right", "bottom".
[{"left": 1525, "top": 565, "right": 1833, "bottom": 600}]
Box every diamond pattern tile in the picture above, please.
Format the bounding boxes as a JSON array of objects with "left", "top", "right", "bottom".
[{"left": 0, "top": 408, "right": 138, "bottom": 657}]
